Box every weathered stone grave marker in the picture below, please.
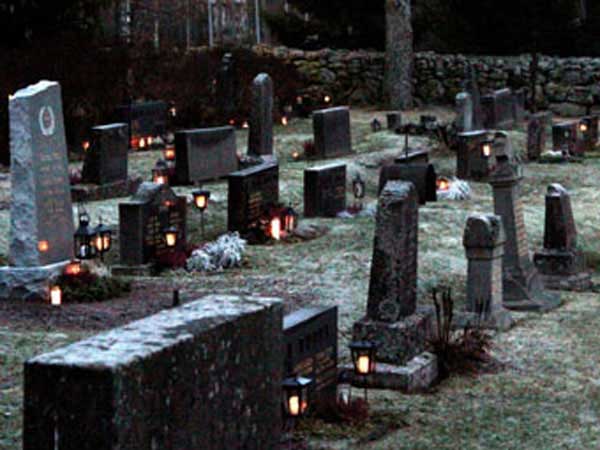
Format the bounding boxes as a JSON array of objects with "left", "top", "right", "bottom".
[
  {"left": 227, "top": 162, "right": 279, "bottom": 234},
  {"left": 387, "top": 111, "right": 402, "bottom": 131},
  {"left": 284, "top": 305, "right": 338, "bottom": 407},
  {"left": 216, "top": 52, "right": 238, "bottom": 121},
  {"left": 118, "top": 182, "right": 187, "bottom": 267},
  {"left": 527, "top": 112, "right": 552, "bottom": 160},
  {"left": 552, "top": 121, "right": 579, "bottom": 155},
  {"left": 0, "top": 80, "right": 74, "bottom": 300},
  {"left": 534, "top": 184, "right": 591, "bottom": 290},
  {"left": 173, "top": 126, "right": 238, "bottom": 185},
  {"left": 81, "top": 123, "right": 129, "bottom": 185},
  {"left": 304, "top": 163, "right": 347, "bottom": 217},
  {"left": 459, "top": 214, "right": 514, "bottom": 330},
  {"left": 489, "top": 157, "right": 561, "bottom": 311},
  {"left": 247, "top": 73, "right": 273, "bottom": 156},
  {"left": 456, "top": 130, "right": 488, "bottom": 180},
  {"left": 378, "top": 163, "right": 437, "bottom": 205},
  {"left": 481, "top": 88, "right": 515, "bottom": 130},
  {"left": 24, "top": 295, "right": 283, "bottom": 450},
  {"left": 312, "top": 106, "right": 352, "bottom": 158},
  {"left": 579, "top": 115, "right": 598, "bottom": 152}
]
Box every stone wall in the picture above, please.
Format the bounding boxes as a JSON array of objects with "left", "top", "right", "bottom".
[
  {"left": 24, "top": 295, "right": 283, "bottom": 450},
  {"left": 258, "top": 45, "right": 600, "bottom": 116}
]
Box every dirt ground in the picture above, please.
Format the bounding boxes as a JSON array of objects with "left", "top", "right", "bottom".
[{"left": 1, "top": 108, "right": 600, "bottom": 449}]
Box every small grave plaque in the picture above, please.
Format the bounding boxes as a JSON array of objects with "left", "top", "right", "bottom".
[
  {"left": 119, "top": 182, "right": 187, "bottom": 266},
  {"left": 82, "top": 123, "right": 129, "bottom": 185},
  {"left": 312, "top": 106, "right": 352, "bottom": 158},
  {"left": 284, "top": 306, "right": 338, "bottom": 405},
  {"left": 227, "top": 162, "right": 279, "bottom": 234},
  {"left": 173, "top": 126, "right": 238, "bottom": 185},
  {"left": 304, "top": 163, "right": 347, "bottom": 217}
]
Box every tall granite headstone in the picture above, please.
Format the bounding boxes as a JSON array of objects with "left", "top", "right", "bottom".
[
  {"left": 456, "top": 130, "right": 488, "bottom": 180},
  {"left": 82, "top": 123, "right": 129, "bottom": 185},
  {"left": 24, "top": 295, "right": 283, "bottom": 450},
  {"left": 173, "top": 126, "right": 238, "bottom": 185},
  {"left": 353, "top": 181, "right": 434, "bottom": 366},
  {"left": 460, "top": 214, "right": 514, "bottom": 330},
  {"left": 0, "top": 81, "right": 75, "bottom": 300},
  {"left": 534, "top": 184, "right": 591, "bottom": 290},
  {"left": 455, "top": 92, "right": 474, "bottom": 132},
  {"left": 489, "top": 157, "right": 561, "bottom": 311},
  {"left": 118, "top": 182, "right": 187, "bottom": 266},
  {"left": 304, "top": 163, "right": 347, "bottom": 217},
  {"left": 247, "top": 73, "right": 273, "bottom": 156},
  {"left": 227, "top": 162, "right": 279, "bottom": 234},
  {"left": 312, "top": 106, "right": 352, "bottom": 158}
]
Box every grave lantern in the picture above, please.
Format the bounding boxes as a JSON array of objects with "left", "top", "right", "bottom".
[
  {"left": 163, "top": 146, "right": 176, "bottom": 161},
  {"left": 481, "top": 140, "right": 493, "bottom": 158},
  {"left": 437, "top": 177, "right": 451, "bottom": 191},
  {"left": 291, "top": 151, "right": 300, "bottom": 161},
  {"left": 270, "top": 217, "right": 282, "bottom": 241},
  {"left": 94, "top": 218, "right": 112, "bottom": 259},
  {"left": 242, "top": 121, "right": 249, "bottom": 129},
  {"left": 349, "top": 341, "right": 377, "bottom": 376},
  {"left": 163, "top": 226, "right": 179, "bottom": 248},
  {"left": 281, "top": 116, "right": 289, "bottom": 126},
  {"left": 82, "top": 141, "right": 90, "bottom": 151},
  {"left": 64, "top": 260, "right": 82, "bottom": 276},
  {"left": 579, "top": 121, "right": 588, "bottom": 133},
  {"left": 192, "top": 190, "right": 211, "bottom": 212},
  {"left": 324, "top": 95, "right": 332, "bottom": 104},
  {"left": 38, "top": 240, "right": 49, "bottom": 253},
  {"left": 283, "top": 205, "right": 298, "bottom": 233},
  {"left": 152, "top": 160, "right": 169, "bottom": 185},
  {"left": 352, "top": 174, "right": 366, "bottom": 201},
  {"left": 50, "top": 286, "right": 62, "bottom": 306},
  {"left": 74, "top": 209, "right": 98, "bottom": 260},
  {"left": 282, "top": 375, "right": 313, "bottom": 418}
]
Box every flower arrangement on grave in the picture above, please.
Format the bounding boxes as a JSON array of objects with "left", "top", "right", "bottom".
[
  {"left": 54, "top": 263, "right": 131, "bottom": 304},
  {"left": 186, "top": 233, "right": 247, "bottom": 273}
]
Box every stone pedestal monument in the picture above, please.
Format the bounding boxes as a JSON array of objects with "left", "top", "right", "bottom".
[
  {"left": 353, "top": 181, "right": 434, "bottom": 366},
  {"left": 0, "top": 81, "right": 74, "bottom": 301},
  {"left": 458, "top": 214, "right": 514, "bottom": 330},
  {"left": 534, "top": 184, "right": 591, "bottom": 291},
  {"left": 488, "top": 157, "right": 561, "bottom": 312}
]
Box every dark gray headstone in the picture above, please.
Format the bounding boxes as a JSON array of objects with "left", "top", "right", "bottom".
[
  {"left": 527, "top": 111, "right": 551, "bottom": 161},
  {"left": 456, "top": 130, "right": 487, "bottom": 180},
  {"left": 534, "top": 184, "right": 591, "bottom": 290},
  {"left": 24, "top": 295, "right": 283, "bottom": 450},
  {"left": 455, "top": 92, "right": 474, "bottom": 132},
  {"left": 227, "top": 162, "right": 279, "bottom": 234},
  {"left": 464, "top": 64, "right": 483, "bottom": 130},
  {"left": 283, "top": 305, "right": 338, "bottom": 406},
  {"left": 116, "top": 100, "right": 168, "bottom": 147},
  {"left": 367, "top": 181, "right": 418, "bottom": 321},
  {"left": 82, "top": 123, "right": 129, "bottom": 185},
  {"left": 513, "top": 88, "right": 527, "bottom": 123},
  {"left": 9, "top": 80, "right": 74, "bottom": 266},
  {"left": 386, "top": 111, "right": 402, "bottom": 132},
  {"left": 482, "top": 88, "right": 515, "bottom": 130},
  {"left": 247, "top": 73, "right": 273, "bottom": 156},
  {"left": 312, "top": 106, "right": 352, "bottom": 158},
  {"left": 378, "top": 163, "right": 437, "bottom": 205},
  {"left": 173, "top": 126, "right": 238, "bottom": 185},
  {"left": 552, "top": 121, "right": 578, "bottom": 155},
  {"left": 579, "top": 115, "right": 598, "bottom": 152},
  {"left": 119, "top": 182, "right": 187, "bottom": 266},
  {"left": 216, "top": 53, "right": 238, "bottom": 121},
  {"left": 304, "top": 163, "right": 347, "bottom": 217}
]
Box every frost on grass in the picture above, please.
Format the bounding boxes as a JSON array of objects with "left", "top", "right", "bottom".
[{"left": 186, "top": 233, "right": 246, "bottom": 272}]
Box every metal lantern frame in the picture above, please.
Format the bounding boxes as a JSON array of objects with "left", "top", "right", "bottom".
[
  {"left": 163, "top": 146, "right": 176, "bottom": 161},
  {"left": 94, "top": 218, "right": 112, "bottom": 258},
  {"left": 352, "top": 174, "right": 366, "bottom": 201},
  {"left": 349, "top": 340, "right": 377, "bottom": 376},
  {"left": 152, "top": 159, "right": 170, "bottom": 185},
  {"left": 163, "top": 225, "right": 179, "bottom": 248},
  {"left": 192, "top": 189, "right": 211, "bottom": 213},
  {"left": 282, "top": 204, "right": 298, "bottom": 233},
  {"left": 481, "top": 139, "right": 494, "bottom": 158},
  {"left": 281, "top": 375, "right": 313, "bottom": 419},
  {"left": 74, "top": 209, "right": 98, "bottom": 260}
]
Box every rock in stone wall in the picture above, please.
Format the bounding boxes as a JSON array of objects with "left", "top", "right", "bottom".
[
  {"left": 256, "top": 45, "right": 600, "bottom": 115},
  {"left": 24, "top": 295, "right": 283, "bottom": 450}
]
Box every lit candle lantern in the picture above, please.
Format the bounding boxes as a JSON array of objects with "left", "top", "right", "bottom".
[
  {"left": 580, "top": 123, "right": 588, "bottom": 133},
  {"left": 229, "top": 119, "right": 235, "bottom": 126},
  {"left": 152, "top": 160, "right": 170, "bottom": 185},
  {"left": 192, "top": 190, "right": 211, "bottom": 212},
  {"left": 139, "top": 137, "right": 146, "bottom": 149},
  {"left": 283, "top": 205, "right": 298, "bottom": 233},
  {"left": 282, "top": 375, "right": 313, "bottom": 419},
  {"left": 82, "top": 141, "right": 90, "bottom": 151},
  {"left": 164, "top": 226, "right": 178, "bottom": 248},
  {"left": 324, "top": 95, "right": 331, "bottom": 104},
  {"left": 357, "top": 355, "right": 370, "bottom": 375},
  {"left": 281, "top": 116, "right": 288, "bottom": 126},
  {"left": 437, "top": 177, "right": 450, "bottom": 191},
  {"left": 164, "top": 147, "right": 176, "bottom": 161},
  {"left": 349, "top": 340, "right": 377, "bottom": 376},
  {"left": 292, "top": 151, "right": 300, "bottom": 160},
  {"left": 130, "top": 137, "right": 139, "bottom": 149},
  {"left": 147, "top": 137, "right": 154, "bottom": 146},
  {"left": 64, "top": 260, "right": 82, "bottom": 276},
  {"left": 242, "top": 121, "right": 249, "bottom": 129},
  {"left": 288, "top": 395, "right": 300, "bottom": 416},
  {"left": 482, "top": 141, "right": 492, "bottom": 158},
  {"left": 38, "top": 240, "right": 49, "bottom": 253},
  {"left": 50, "top": 286, "right": 62, "bottom": 306},
  {"left": 270, "top": 217, "right": 281, "bottom": 241}
]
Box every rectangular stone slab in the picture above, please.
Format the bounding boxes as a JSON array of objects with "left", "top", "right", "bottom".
[
  {"left": 173, "top": 126, "right": 238, "bottom": 185},
  {"left": 82, "top": 123, "right": 129, "bottom": 185},
  {"left": 312, "top": 106, "right": 352, "bottom": 158},
  {"left": 283, "top": 305, "right": 338, "bottom": 406},
  {"left": 24, "top": 295, "right": 283, "bottom": 450},
  {"left": 116, "top": 100, "right": 168, "bottom": 144},
  {"left": 9, "top": 80, "right": 74, "bottom": 266},
  {"left": 304, "top": 163, "right": 347, "bottom": 217}
]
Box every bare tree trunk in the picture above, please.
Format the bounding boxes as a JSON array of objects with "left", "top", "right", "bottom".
[{"left": 385, "top": 0, "right": 414, "bottom": 110}]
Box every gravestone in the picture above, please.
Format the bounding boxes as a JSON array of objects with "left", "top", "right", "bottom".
[
  {"left": 534, "top": 184, "right": 591, "bottom": 290},
  {"left": 456, "top": 130, "right": 488, "bottom": 180},
  {"left": 481, "top": 88, "right": 515, "bottom": 130},
  {"left": 455, "top": 92, "right": 473, "bottom": 132},
  {"left": 284, "top": 306, "right": 338, "bottom": 406},
  {"left": 216, "top": 53, "right": 238, "bottom": 121},
  {"left": 173, "top": 126, "right": 238, "bottom": 185},
  {"left": 527, "top": 111, "right": 552, "bottom": 160},
  {"left": 579, "top": 115, "right": 598, "bottom": 152},
  {"left": 512, "top": 88, "right": 527, "bottom": 123},
  {"left": 118, "top": 182, "right": 187, "bottom": 267},
  {"left": 24, "top": 295, "right": 283, "bottom": 450},
  {"left": 227, "top": 162, "right": 279, "bottom": 234},
  {"left": 247, "top": 73, "right": 273, "bottom": 156},
  {"left": 552, "top": 121, "right": 578, "bottom": 155},
  {"left": 116, "top": 100, "right": 168, "bottom": 148},
  {"left": 82, "top": 123, "right": 129, "bottom": 184},
  {"left": 387, "top": 111, "right": 402, "bottom": 131},
  {"left": 464, "top": 64, "right": 484, "bottom": 130},
  {"left": 0, "top": 81, "right": 75, "bottom": 301},
  {"left": 489, "top": 157, "right": 561, "bottom": 311},
  {"left": 312, "top": 106, "right": 352, "bottom": 158},
  {"left": 378, "top": 163, "right": 437, "bottom": 205},
  {"left": 304, "top": 163, "right": 347, "bottom": 217},
  {"left": 354, "top": 181, "right": 434, "bottom": 366},
  {"left": 394, "top": 148, "right": 430, "bottom": 165},
  {"left": 460, "top": 214, "right": 514, "bottom": 330}
]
